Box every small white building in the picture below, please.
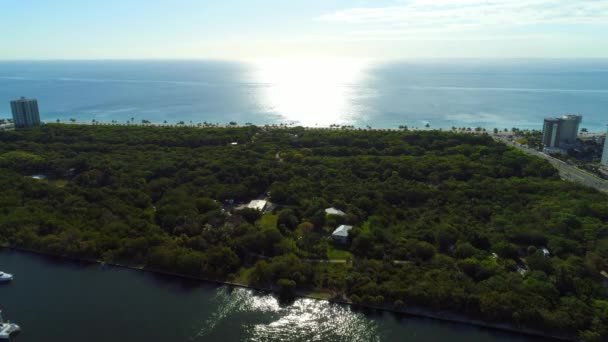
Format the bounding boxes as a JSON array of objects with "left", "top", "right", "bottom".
[
  {"left": 247, "top": 200, "right": 267, "bottom": 211},
  {"left": 325, "top": 207, "right": 346, "bottom": 216},
  {"left": 541, "top": 247, "right": 550, "bottom": 257},
  {"left": 331, "top": 225, "right": 353, "bottom": 244},
  {"left": 0, "top": 123, "right": 14, "bottom": 131},
  {"left": 517, "top": 266, "right": 528, "bottom": 276}
]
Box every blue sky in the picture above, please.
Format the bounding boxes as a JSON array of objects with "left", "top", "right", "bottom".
[{"left": 1, "top": 0, "right": 607, "bottom": 60}]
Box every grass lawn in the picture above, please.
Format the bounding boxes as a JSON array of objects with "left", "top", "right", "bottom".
[
  {"left": 50, "top": 179, "right": 69, "bottom": 188},
  {"left": 361, "top": 220, "right": 372, "bottom": 233},
  {"left": 327, "top": 246, "right": 353, "bottom": 260},
  {"left": 260, "top": 214, "right": 278, "bottom": 229}
]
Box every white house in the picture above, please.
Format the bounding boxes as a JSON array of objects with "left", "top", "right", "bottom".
[
  {"left": 541, "top": 247, "right": 550, "bottom": 257},
  {"left": 247, "top": 200, "right": 267, "bottom": 211},
  {"left": 325, "top": 207, "right": 346, "bottom": 216},
  {"left": 331, "top": 225, "right": 353, "bottom": 244}
]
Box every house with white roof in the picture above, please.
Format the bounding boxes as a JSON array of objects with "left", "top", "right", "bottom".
[
  {"left": 247, "top": 200, "right": 267, "bottom": 211},
  {"left": 541, "top": 247, "right": 550, "bottom": 257},
  {"left": 331, "top": 225, "right": 353, "bottom": 244},
  {"left": 325, "top": 207, "right": 346, "bottom": 216}
]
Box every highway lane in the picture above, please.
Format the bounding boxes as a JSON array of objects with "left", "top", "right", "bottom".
[{"left": 494, "top": 136, "right": 608, "bottom": 193}]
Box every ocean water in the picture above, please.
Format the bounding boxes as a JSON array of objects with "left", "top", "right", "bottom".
[{"left": 0, "top": 59, "right": 606, "bottom": 131}]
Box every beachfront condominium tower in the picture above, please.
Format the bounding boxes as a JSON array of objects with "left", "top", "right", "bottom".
[
  {"left": 542, "top": 114, "right": 582, "bottom": 148},
  {"left": 10, "top": 97, "right": 41, "bottom": 128},
  {"left": 602, "top": 126, "right": 608, "bottom": 167},
  {"left": 542, "top": 118, "right": 561, "bottom": 148},
  {"left": 559, "top": 115, "right": 582, "bottom": 144}
]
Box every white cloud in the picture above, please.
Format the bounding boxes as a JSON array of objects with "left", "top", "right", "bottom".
[{"left": 318, "top": 0, "right": 608, "bottom": 31}]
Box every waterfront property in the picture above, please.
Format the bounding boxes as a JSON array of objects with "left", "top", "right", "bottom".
[
  {"left": 602, "top": 126, "right": 608, "bottom": 167},
  {"left": 10, "top": 97, "right": 41, "bottom": 129},
  {"left": 541, "top": 114, "right": 582, "bottom": 151},
  {"left": 0, "top": 119, "right": 14, "bottom": 131},
  {"left": 1, "top": 124, "right": 607, "bottom": 340},
  {"left": 0, "top": 249, "right": 554, "bottom": 342}
]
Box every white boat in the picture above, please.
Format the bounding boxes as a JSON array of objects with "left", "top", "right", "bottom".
[
  {"left": 0, "top": 311, "right": 20, "bottom": 340},
  {"left": 0, "top": 272, "right": 12, "bottom": 282}
]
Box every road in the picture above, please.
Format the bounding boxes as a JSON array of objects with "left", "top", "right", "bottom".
[{"left": 494, "top": 136, "right": 608, "bottom": 193}]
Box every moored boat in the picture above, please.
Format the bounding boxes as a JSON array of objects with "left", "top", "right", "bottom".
[
  {"left": 0, "top": 272, "right": 12, "bottom": 283},
  {"left": 0, "top": 311, "right": 20, "bottom": 340}
]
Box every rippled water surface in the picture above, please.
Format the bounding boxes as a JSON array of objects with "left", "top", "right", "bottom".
[
  {"left": 0, "top": 250, "right": 552, "bottom": 342},
  {"left": 0, "top": 59, "right": 607, "bottom": 131}
]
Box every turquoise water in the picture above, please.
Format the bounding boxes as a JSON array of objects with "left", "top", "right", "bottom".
[
  {"left": 0, "top": 59, "right": 606, "bottom": 131},
  {"left": 0, "top": 250, "right": 550, "bottom": 341}
]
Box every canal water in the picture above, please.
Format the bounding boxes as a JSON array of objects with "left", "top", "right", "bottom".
[{"left": 0, "top": 249, "right": 550, "bottom": 341}]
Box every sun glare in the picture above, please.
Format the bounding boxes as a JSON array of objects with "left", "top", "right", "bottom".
[{"left": 252, "top": 58, "right": 370, "bottom": 127}]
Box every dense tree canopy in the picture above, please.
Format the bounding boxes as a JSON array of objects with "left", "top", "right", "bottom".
[{"left": 0, "top": 124, "right": 606, "bottom": 340}]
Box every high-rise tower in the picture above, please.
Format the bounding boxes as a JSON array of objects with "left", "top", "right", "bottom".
[
  {"left": 542, "top": 114, "right": 582, "bottom": 149},
  {"left": 10, "top": 97, "right": 41, "bottom": 128},
  {"left": 601, "top": 126, "right": 608, "bottom": 167}
]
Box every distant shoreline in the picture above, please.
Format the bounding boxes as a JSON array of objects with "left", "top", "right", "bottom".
[
  {"left": 24, "top": 121, "right": 608, "bottom": 136},
  {"left": 1, "top": 246, "right": 574, "bottom": 341},
  {"left": 1, "top": 120, "right": 605, "bottom": 136}
]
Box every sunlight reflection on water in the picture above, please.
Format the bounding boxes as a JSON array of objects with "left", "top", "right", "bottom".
[
  {"left": 251, "top": 58, "right": 372, "bottom": 127},
  {"left": 194, "top": 287, "right": 379, "bottom": 341}
]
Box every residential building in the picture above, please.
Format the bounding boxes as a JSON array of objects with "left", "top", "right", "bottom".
[
  {"left": 331, "top": 225, "right": 353, "bottom": 244},
  {"left": 602, "top": 126, "right": 608, "bottom": 167},
  {"left": 325, "top": 207, "right": 346, "bottom": 216},
  {"left": 247, "top": 200, "right": 267, "bottom": 211},
  {"left": 0, "top": 119, "right": 14, "bottom": 131},
  {"left": 10, "top": 97, "right": 41, "bottom": 128},
  {"left": 560, "top": 115, "right": 583, "bottom": 145},
  {"left": 542, "top": 114, "right": 582, "bottom": 149},
  {"left": 542, "top": 118, "right": 561, "bottom": 148}
]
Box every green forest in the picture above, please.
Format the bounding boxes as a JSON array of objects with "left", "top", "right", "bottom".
[{"left": 0, "top": 124, "right": 607, "bottom": 340}]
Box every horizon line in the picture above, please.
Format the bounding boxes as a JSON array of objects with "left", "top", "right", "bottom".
[{"left": 1, "top": 57, "right": 608, "bottom": 63}]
